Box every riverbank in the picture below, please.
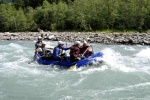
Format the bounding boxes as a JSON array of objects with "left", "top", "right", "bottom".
[{"left": 0, "top": 32, "right": 150, "bottom": 45}]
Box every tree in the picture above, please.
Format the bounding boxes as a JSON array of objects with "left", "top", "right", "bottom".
[{"left": 25, "top": 7, "right": 37, "bottom": 31}]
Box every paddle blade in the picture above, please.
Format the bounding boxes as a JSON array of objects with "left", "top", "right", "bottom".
[{"left": 69, "top": 64, "right": 77, "bottom": 70}]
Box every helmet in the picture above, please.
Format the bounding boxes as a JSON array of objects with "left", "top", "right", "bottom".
[
  {"left": 62, "top": 42, "right": 65, "bottom": 45},
  {"left": 38, "top": 36, "right": 42, "bottom": 39},
  {"left": 83, "top": 40, "right": 87, "bottom": 44},
  {"left": 74, "top": 41, "right": 81, "bottom": 45},
  {"left": 58, "top": 41, "right": 63, "bottom": 44}
]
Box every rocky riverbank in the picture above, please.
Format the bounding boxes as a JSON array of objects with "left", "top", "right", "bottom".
[{"left": 0, "top": 32, "right": 150, "bottom": 45}]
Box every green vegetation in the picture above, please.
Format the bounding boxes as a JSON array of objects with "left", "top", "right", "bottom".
[{"left": 0, "top": 0, "right": 150, "bottom": 32}]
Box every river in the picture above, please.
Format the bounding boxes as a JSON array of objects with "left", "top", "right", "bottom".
[{"left": 0, "top": 40, "right": 150, "bottom": 100}]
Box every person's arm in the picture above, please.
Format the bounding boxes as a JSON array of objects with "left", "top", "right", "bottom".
[
  {"left": 45, "top": 47, "right": 53, "bottom": 50},
  {"left": 61, "top": 46, "right": 70, "bottom": 50},
  {"left": 45, "top": 45, "right": 54, "bottom": 50}
]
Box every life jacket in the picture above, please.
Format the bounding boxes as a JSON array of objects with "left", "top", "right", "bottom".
[
  {"left": 80, "top": 45, "right": 90, "bottom": 54},
  {"left": 35, "top": 41, "right": 43, "bottom": 49},
  {"left": 70, "top": 45, "right": 80, "bottom": 57}
]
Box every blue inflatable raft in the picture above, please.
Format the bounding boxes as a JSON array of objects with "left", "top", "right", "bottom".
[{"left": 36, "top": 52, "right": 103, "bottom": 68}]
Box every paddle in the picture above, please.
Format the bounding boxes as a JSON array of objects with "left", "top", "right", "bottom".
[
  {"left": 81, "top": 47, "right": 89, "bottom": 57},
  {"left": 28, "top": 55, "right": 36, "bottom": 64},
  {"left": 90, "top": 45, "right": 94, "bottom": 54},
  {"left": 64, "top": 41, "right": 67, "bottom": 54},
  {"left": 65, "top": 42, "right": 67, "bottom": 47},
  {"left": 69, "top": 64, "right": 77, "bottom": 70},
  {"left": 28, "top": 59, "right": 35, "bottom": 64}
]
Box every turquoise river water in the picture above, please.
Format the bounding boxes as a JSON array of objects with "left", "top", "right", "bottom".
[{"left": 0, "top": 40, "right": 150, "bottom": 100}]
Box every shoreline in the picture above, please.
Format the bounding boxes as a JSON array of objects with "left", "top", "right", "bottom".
[{"left": 0, "top": 32, "right": 150, "bottom": 45}]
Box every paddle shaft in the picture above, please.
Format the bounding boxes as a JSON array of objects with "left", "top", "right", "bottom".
[
  {"left": 65, "top": 42, "right": 67, "bottom": 53},
  {"left": 28, "top": 55, "right": 36, "bottom": 64},
  {"left": 81, "top": 46, "right": 90, "bottom": 57},
  {"left": 28, "top": 59, "right": 35, "bottom": 64}
]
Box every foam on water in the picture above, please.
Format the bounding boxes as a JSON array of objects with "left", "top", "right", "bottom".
[
  {"left": 135, "top": 48, "right": 150, "bottom": 59},
  {"left": 0, "top": 42, "right": 49, "bottom": 77},
  {"left": 124, "top": 46, "right": 136, "bottom": 51},
  {"left": 79, "top": 65, "right": 108, "bottom": 75},
  {"left": 100, "top": 82, "right": 150, "bottom": 93},
  {"left": 101, "top": 48, "right": 137, "bottom": 72},
  {"left": 101, "top": 47, "right": 150, "bottom": 75},
  {"left": 72, "top": 77, "right": 86, "bottom": 86},
  {"left": 9, "top": 43, "right": 23, "bottom": 49}
]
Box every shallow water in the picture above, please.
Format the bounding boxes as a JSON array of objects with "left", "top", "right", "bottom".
[{"left": 0, "top": 40, "right": 150, "bottom": 100}]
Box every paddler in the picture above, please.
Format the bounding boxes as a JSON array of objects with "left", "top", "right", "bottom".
[
  {"left": 53, "top": 41, "right": 70, "bottom": 60},
  {"left": 35, "top": 36, "right": 53, "bottom": 56},
  {"left": 34, "top": 36, "right": 43, "bottom": 56},
  {"left": 80, "top": 40, "right": 93, "bottom": 58},
  {"left": 69, "top": 41, "right": 82, "bottom": 62}
]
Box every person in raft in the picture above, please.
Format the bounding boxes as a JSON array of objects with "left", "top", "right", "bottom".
[
  {"left": 69, "top": 41, "right": 82, "bottom": 62},
  {"left": 61, "top": 42, "right": 68, "bottom": 51},
  {"left": 34, "top": 36, "right": 43, "bottom": 56},
  {"left": 38, "top": 42, "right": 54, "bottom": 58},
  {"left": 80, "top": 40, "right": 93, "bottom": 58},
  {"left": 53, "top": 41, "right": 70, "bottom": 60}
]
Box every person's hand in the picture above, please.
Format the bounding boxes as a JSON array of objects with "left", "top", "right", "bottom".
[
  {"left": 38, "top": 43, "right": 42, "bottom": 46},
  {"left": 77, "top": 57, "right": 81, "bottom": 60}
]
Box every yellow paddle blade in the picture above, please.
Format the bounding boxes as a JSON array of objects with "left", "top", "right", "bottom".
[{"left": 69, "top": 64, "right": 77, "bottom": 70}]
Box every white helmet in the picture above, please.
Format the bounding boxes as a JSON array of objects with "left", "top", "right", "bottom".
[
  {"left": 62, "top": 42, "right": 65, "bottom": 45},
  {"left": 74, "top": 41, "right": 81, "bottom": 45},
  {"left": 38, "top": 36, "right": 42, "bottom": 39},
  {"left": 83, "top": 40, "right": 87, "bottom": 44},
  {"left": 58, "top": 41, "right": 63, "bottom": 44}
]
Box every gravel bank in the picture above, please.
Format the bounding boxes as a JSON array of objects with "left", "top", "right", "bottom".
[{"left": 0, "top": 32, "right": 150, "bottom": 45}]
